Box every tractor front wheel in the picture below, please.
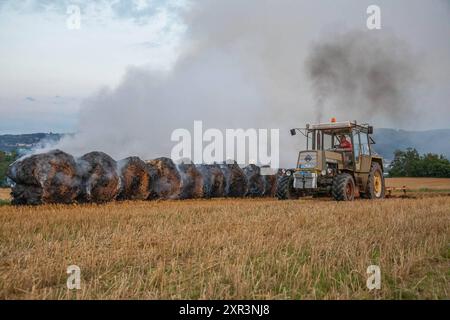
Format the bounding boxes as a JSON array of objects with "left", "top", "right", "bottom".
[
  {"left": 332, "top": 173, "right": 355, "bottom": 201},
  {"left": 276, "top": 175, "right": 295, "bottom": 200}
]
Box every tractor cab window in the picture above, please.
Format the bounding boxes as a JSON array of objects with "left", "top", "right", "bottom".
[
  {"left": 311, "top": 131, "right": 338, "bottom": 151},
  {"left": 368, "top": 136, "right": 376, "bottom": 155},
  {"left": 353, "top": 130, "right": 361, "bottom": 161},
  {"left": 323, "top": 133, "right": 333, "bottom": 150},
  {"left": 310, "top": 130, "right": 355, "bottom": 152},
  {"left": 360, "top": 133, "right": 371, "bottom": 155}
]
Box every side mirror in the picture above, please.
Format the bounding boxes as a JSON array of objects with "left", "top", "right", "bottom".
[
  {"left": 368, "top": 126, "right": 374, "bottom": 134},
  {"left": 290, "top": 129, "right": 297, "bottom": 136}
]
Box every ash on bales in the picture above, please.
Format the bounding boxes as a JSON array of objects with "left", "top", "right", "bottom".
[
  {"left": 177, "top": 162, "right": 204, "bottom": 199},
  {"left": 7, "top": 150, "right": 80, "bottom": 205},
  {"left": 262, "top": 171, "right": 278, "bottom": 197},
  {"left": 243, "top": 164, "right": 265, "bottom": 197},
  {"left": 220, "top": 162, "right": 248, "bottom": 198},
  {"left": 117, "top": 157, "right": 155, "bottom": 201},
  {"left": 77, "top": 151, "right": 120, "bottom": 203},
  {"left": 146, "top": 157, "right": 182, "bottom": 200},
  {"left": 196, "top": 164, "right": 225, "bottom": 198},
  {"left": 7, "top": 150, "right": 280, "bottom": 204},
  {"left": 243, "top": 164, "right": 278, "bottom": 197}
]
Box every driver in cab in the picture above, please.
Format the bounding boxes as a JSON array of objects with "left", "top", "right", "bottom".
[{"left": 339, "top": 135, "right": 352, "bottom": 150}]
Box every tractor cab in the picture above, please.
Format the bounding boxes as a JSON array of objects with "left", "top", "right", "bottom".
[{"left": 293, "top": 120, "right": 376, "bottom": 172}]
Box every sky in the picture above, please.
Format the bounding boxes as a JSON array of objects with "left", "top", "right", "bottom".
[
  {"left": 0, "top": 0, "right": 186, "bottom": 133},
  {"left": 0, "top": 0, "right": 449, "bottom": 140}
]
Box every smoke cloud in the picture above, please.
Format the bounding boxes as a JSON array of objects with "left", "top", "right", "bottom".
[
  {"left": 44, "top": 0, "right": 447, "bottom": 167},
  {"left": 306, "top": 31, "right": 418, "bottom": 123}
]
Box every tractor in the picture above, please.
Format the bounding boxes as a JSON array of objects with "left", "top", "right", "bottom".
[{"left": 277, "top": 119, "right": 385, "bottom": 201}]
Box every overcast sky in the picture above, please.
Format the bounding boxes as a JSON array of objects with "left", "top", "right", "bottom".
[
  {"left": 0, "top": 0, "right": 449, "bottom": 134},
  {"left": 0, "top": 0, "right": 186, "bottom": 133}
]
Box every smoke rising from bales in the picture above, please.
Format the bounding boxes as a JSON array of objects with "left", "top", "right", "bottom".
[{"left": 44, "top": 0, "right": 447, "bottom": 167}]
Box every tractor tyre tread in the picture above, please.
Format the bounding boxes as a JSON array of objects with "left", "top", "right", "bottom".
[
  {"left": 332, "top": 173, "right": 355, "bottom": 201},
  {"left": 363, "top": 162, "right": 385, "bottom": 199}
]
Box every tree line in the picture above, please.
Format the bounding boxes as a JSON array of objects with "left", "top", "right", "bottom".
[
  {"left": 388, "top": 148, "right": 450, "bottom": 178},
  {"left": 0, "top": 151, "right": 17, "bottom": 187}
]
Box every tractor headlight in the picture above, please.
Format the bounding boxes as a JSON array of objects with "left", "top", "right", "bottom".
[
  {"left": 327, "top": 168, "right": 334, "bottom": 175},
  {"left": 286, "top": 170, "right": 292, "bottom": 176},
  {"left": 321, "top": 170, "right": 327, "bottom": 176}
]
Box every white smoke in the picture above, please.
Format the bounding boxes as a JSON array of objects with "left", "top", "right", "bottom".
[{"left": 45, "top": 0, "right": 447, "bottom": 167}]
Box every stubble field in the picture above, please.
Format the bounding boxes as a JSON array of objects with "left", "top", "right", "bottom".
[
  {"left": 0, "top": 193, "right": 449, "bottom": 299},
  {"left": 386, "top": 177, "right": 450, "bottom": 191}
]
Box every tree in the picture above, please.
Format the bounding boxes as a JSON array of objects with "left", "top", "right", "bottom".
[
  {"left": 0, "top": 150, "right": 17, "bottom": 187},
  {"left": 388, "top": 148, "right": 450, "bottom": 178}
]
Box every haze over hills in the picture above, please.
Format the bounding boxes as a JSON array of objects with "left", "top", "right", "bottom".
[
  {"left": 373, "top": 128, "right": 450, "bottom": 161},
  {"left": 0, "top": 133, "right": 63, "bottom": 153},
  {"left": 0, "top": 129, "right": 449, "bottom": 161}
]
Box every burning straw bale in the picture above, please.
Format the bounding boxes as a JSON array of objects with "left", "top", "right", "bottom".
[
  {"left": 243, "top": 164, "right": 265, "bottom": 197},
  {"left": 146, "top": 157, "right": 182, "bottom": 199},
  {"left": 7, "top": 149, "right": 81, "bottom": 205},
  {"left": 177, "top": 162, "right": 204, "bottom": 199},
  {"left": 220, "top": 162, "right": 248, "bottom": 197},
  {"left": 262, "top": 171, "right": 278, "bottom": 197},
  {"left": 77, "top": 151, "right": 120, "bottom": 203},
  {"left": 117, "top": 157, "right": 155, "bottom": 200},
  {"left": 196, "top": 164, "right": 225, "bottom": 198},
  {"left": 6, "top": 148, "right": 278, "bottom": 205}
]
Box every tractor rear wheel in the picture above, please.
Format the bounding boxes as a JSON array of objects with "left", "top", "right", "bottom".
[
  {"left": 276, "top": 175, "right": 295, "bottom": 200},
  {"left": 332, "top": 173, "right": 355, "bottom": 201},
  {"left": 363, "top": 162, "right": 385, "bottom": 199}
]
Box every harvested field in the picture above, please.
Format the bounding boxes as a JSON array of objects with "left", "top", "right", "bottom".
[
  {"left": 0, "top": 196, "right": 448, "bottom": 300},
  {"left": 0, "top": 188, "right": 10, "bottom": 201},
  {"left": 386, "top": 178, "right": 450, "bottom": 191}
]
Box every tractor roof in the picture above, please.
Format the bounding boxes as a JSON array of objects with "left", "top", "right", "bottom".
[
  {"left": 309, "top": 121, "right": 353, "bottom": 130},
  {"left": 307, "top": 121, "right": 373, "bottom": 134}
]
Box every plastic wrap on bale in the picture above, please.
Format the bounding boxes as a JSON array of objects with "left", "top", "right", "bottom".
[
  {"left": 77, "top": 151, "right": 120, "bottom": 203},
  {"left": 146, "top": 157, "right": 182, "bottom": 199},
  {"left": 7, "top": 150, "right": 81, "bottom": 205}
]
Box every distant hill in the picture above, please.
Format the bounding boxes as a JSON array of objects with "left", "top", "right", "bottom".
[
  {"left": 0, "top": 130, "right": 449, "bottom": 161},
  {"left": 0, "top": 133, "right": 63, "bottom": 153},
  {"left": 373, "top": 129, "right": 450, "bottom": 161}
]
